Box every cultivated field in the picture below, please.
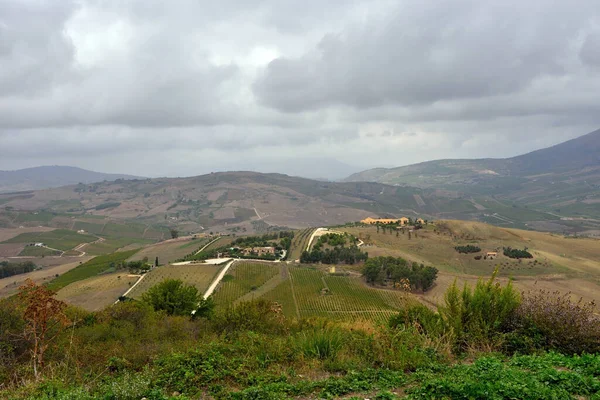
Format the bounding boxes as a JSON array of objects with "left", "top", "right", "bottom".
[
  {"left": 128, "top": 237, "right": 209, "bottom": 265},
  {"left": 0, "top": 257, "right": 93, "bottom": 298},
  {"left": 288, "top": 228, "right": 315, "bottom": 260},
  {"left": 55, "top": 272, "right": 139, "bottom": 311},
  {"left": 210, "top": 261, "right": 414, "bottom": 322},
  {"left": 340, "top": 220, "right": 600, "bottom": 305},
  {"left": 126, "top": 264, "right": 222, "bottom": 299},
  {"left": 212, "top": 262, "right": 280, "bottom": 306},
  {"left": 1, "top": 229, "right": 97, "bottom": 251}
]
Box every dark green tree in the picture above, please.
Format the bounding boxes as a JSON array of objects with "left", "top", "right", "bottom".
[{"left": 142, "top": 279, "right": 200, "bottom": 316}]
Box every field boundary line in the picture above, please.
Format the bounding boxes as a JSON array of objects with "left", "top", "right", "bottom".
[
  {"left": 202, "top": 259, "right": 236, "bottom": 299},
  {"left": 116, "top": 274, "right": 145, "bottom": 303},
  {"left": 195, "top": 236, "right": 222, "bottom": 255}
]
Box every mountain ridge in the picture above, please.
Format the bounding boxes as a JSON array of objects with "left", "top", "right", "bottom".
[{"left": 0, "top": 166, "right": 143, "bottom": 193}]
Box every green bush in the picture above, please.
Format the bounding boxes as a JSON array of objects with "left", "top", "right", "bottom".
[
  {"left": 297, "top": 327, "right": 345, "bottom": 360},
  {"left": 389, "top": 304, "right": 443, "bottom": 337},
  {"left": 439, "top": 269, "right": 520, "bottom": 350},
  {"left": 503, "top": 246, "right": 533, "bottom": 259},
  {"left": 142, "top": 279, "right": 201, "bottom": 316},
  {"left": 454, "top": 245, "right": 481, "bottom": 254}
]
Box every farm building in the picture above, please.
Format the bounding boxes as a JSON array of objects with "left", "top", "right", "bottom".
[
  {"left": 361, "top": 217, "right": 409, "bottom": 225},
  {"left": 486, "top": 252, "right": 498, "bottom": 259},
  {"left": 243, "top": 246, "right": 276, "bottom": 257},
  {"left": 416, "top": 218, "right": 425, "bottom": 224}
]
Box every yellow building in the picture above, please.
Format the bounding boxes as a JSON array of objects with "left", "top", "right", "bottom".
[
  {"left": 416, "top": 218, "right": 425, "bottom": 224},
  {"left": 361, "top": 217, "right": 409, "bottom": 225}
]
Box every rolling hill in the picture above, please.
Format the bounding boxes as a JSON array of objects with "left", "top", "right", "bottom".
[
  {"left": 0, "top": 166, "right": 141, "bottom": 193},
  {"left": 345, "top": 129, "right": 600, "bottom": 234}
]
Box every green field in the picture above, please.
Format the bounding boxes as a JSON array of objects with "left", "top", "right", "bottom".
[
  {"left": 14, "top": 211, "right": 57, "bottom": 223},
  {"left": 47, "top": 250, "right": 139, "bottom": 291},
  {"left": 84, "top": 237, "right": 154, "bottom": 255},
  {"left": 288, "top": 267, "right": 411, "bottom": 321},
  {"left": 210, "top": 261, "right": 413, "bottom": 321},
  {"left": 126, "top": 264, "right": 222, "bottom": 299},
  {"left": 2, "top": 229, "right": 98, "bottom": 251},
  {"left": 212, "top": 262, "right": 280, "bottom": 306},
  {"left": 18, "top": 246, "right": 62, "bottom": 257}
]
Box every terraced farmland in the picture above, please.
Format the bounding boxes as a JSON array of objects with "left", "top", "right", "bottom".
[
  {"left": 126, "top": 264, "right": 222, "bottom": 299},
  {"left": 288, "top": 228, "right": 315, "bottom": 260},
  {"left": 56, "top": 272, "right": 139, "bottom": 311},
  {"left": 212, "top": 262, "right": 280, "bottom": 306}
]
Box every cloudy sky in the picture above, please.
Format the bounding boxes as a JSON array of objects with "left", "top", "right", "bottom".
[{"left": 1, "top": 0, "right": 599, "bottom": 179}]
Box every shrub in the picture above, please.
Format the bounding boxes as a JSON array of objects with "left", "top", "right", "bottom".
[
  {"left": 503, "top": 247, "right": 533, "bottom": 259},
  {"left": 454, "top": 245, "right": 481, "bottom": 254},
  {"left": 439, "top": 269, "right": 520, "bottom": 350},
  {"left": 142, "top": 279, "right": 201, "bottom": 316},
  {"left": 298, "top": 327, "right": 345, "bottom": 360},
  {"left": 211, "top": 299, "right": 286, "bottom": 334},
  {"left": 389, "top": 304, "right": 444, "bottom": 337},
  {"left": 506, "top": 290, "right": 600, "bottom": 354}
]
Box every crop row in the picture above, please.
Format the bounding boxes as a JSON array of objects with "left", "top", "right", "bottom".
[
  {"left": 288, "top": 228, "right": 315, "bottom": 260},
  {"left": 212, "top": 262, "right": 279, "bottom": 306},
  {"left": 127, "top": 264, "right": 221, "bottom": 299},
  {"left": 288, "top": 267, "right": 411, "bottom": 319}
]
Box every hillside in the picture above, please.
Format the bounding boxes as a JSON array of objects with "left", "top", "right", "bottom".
[
  {"left": 0, "top": 171, "right": 493, "bottom": 234},
  {"left": 345, "top": 129, "right": 600, "bottom": 234},
  {"left": 0, "top": 166, "right": 141, "bottom": 193}
]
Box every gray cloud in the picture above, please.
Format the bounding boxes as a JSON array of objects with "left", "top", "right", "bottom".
[{"left": 0, "top": 0, "right": 598, "bottom": 179}]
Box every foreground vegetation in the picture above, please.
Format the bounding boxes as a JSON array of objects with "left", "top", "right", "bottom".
[{"left": 1, "top": 267, "right": 599, "bottom": 399}]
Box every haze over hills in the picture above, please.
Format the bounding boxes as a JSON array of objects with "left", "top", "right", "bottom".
[
  {"left": 345, "top": 129, "right": 600, "bottom": 234},
  {"left": 0, "top": 166, "right": 142, "bottom": 193}
]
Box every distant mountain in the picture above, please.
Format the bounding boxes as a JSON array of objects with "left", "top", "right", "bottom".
[
  {"left": 345, "top": 129, "right": 600, "bottom": 233},
  {"left": 346, "top": 129, "right": 600, "bottom": 184},
  {"left": 250, "top": 157, "right": 362, "bottom": 181},
  {"left": 0, "top": 166, "right": 142, "bottom": 193}
]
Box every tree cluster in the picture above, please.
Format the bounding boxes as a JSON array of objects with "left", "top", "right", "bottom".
[
  {"left": 362, "top": 256, "right": 438, "bottom": 292},
  {"left": 454, "top": 245, "right": 481, "bottom": 254},
  {"left": 300, "top": 246, "right": 367, "bottom": 265},
  {"left": 0, "top": 261, "right": 36, "bottom": 279},
  {"left": 503, "top": 247, "right": 533, "bottom": 259}
]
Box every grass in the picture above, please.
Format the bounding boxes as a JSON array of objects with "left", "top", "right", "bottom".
[
  {"left": 1, "top": 229, "right": 98, "bottom": 251},
  {"left": 46, "top": 250, "right": 139, "bottom": 291},
  {"left": 126, "top": 264, "right": 222, "bottom": 299}
]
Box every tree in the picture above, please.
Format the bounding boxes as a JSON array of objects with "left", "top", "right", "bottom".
[
  {"left": 18, "top": 279, "right": 70, "bottom": 380},
  {"left": 170, "top": 229, "right": 179, "bottom": 239},
  {"left": 155, "top": 256, "right": 159, "bottom": 267},
  {"left": 142, "top": 279, "right": 200, "bottom": 316}
]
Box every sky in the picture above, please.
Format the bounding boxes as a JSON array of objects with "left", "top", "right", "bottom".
[{"left": 1, "top": 0, "right": 599, "bottom": 180}]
